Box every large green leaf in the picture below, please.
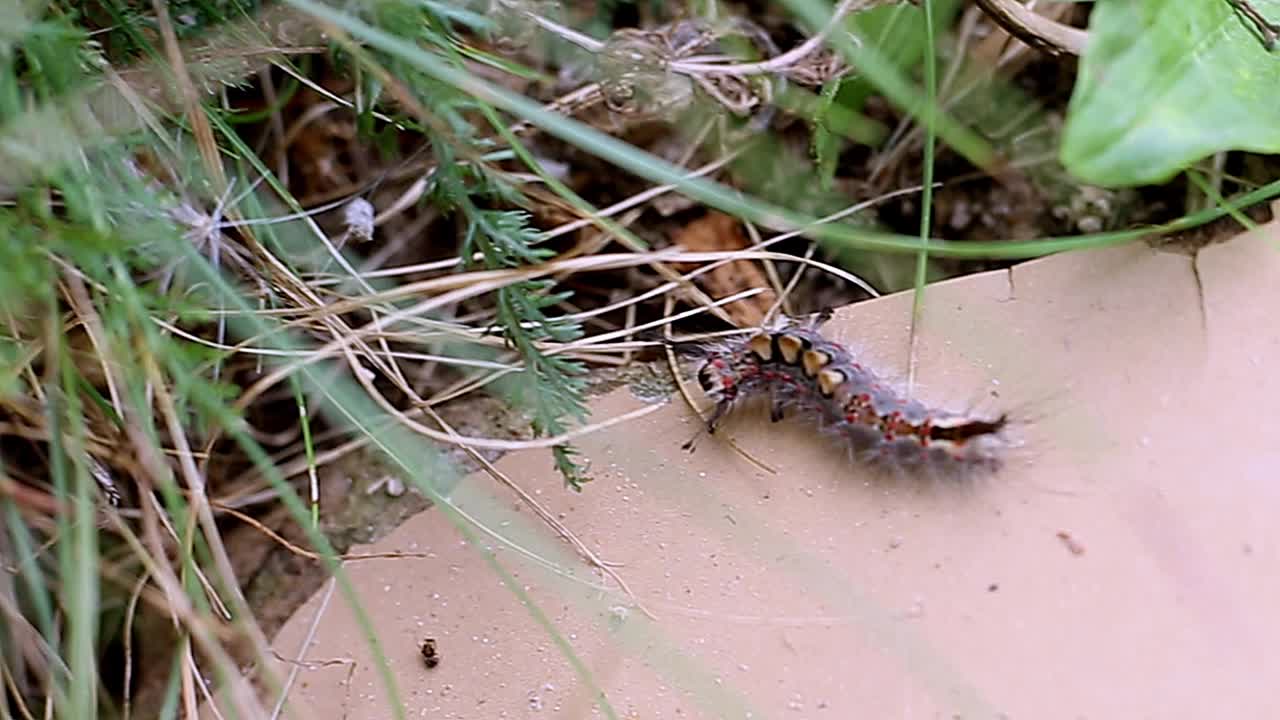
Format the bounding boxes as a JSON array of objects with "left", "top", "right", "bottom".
[{"left": 1062, "top": 0, "right": 1280, "bottom": 186}]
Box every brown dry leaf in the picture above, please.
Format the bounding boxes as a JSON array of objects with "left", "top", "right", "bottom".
[
  {"left": 287, "top": 90, "right": 358, "bottom": 199},
  {"left": 222, "top": 220, "right": 1280, "bottom": 719},
  {"left": 672, "top": 211, "right": 778, "bottom": 327}
]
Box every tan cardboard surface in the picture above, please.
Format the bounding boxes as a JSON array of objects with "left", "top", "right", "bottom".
[{"left": 252, "top": 225, "right": 1280, "bottom": 719}]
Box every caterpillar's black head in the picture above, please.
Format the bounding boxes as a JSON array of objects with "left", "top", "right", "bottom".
[{"left": 696, "top": 361, "right": 718, "bottom": 393}]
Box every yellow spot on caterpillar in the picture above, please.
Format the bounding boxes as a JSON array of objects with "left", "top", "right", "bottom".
[
  {"left": 802, "top": 349, "right": 830, "bottom": 377},
  {"left": 748, "top": 333, "right": 773, "bottom": 361},
  {"left": 818, "top": 368, "right": 844, "bottom": 396},
  {"left": 777, "top": 334, "right": 804, "bottom": 364}
]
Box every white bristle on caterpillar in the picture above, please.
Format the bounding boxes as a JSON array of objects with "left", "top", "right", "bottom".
[{"left": 689, "top": 314, "right": 1011, "bottom": 480}]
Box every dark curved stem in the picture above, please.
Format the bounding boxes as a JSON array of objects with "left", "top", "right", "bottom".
[{"left": 972, "top": 0, "right": 1088, "bottom": 57}]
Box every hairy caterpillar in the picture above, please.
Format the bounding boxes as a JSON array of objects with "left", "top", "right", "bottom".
[{"left": 685, "top": 311, "right": 1011, "bottom": 479}]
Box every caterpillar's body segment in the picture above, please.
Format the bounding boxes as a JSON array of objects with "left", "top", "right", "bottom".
[{"left": 694, "top": 317, "right": 1009, "bottom": 478}]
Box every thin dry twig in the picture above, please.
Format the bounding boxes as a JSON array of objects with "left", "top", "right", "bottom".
[
  {"left": 972, "top": 0, "right": 1088, "bottom": 56},
  {"left": 669, "top": 0, "right": 869, "bottom": 75}
]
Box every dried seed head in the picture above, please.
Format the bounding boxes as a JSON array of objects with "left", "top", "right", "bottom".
[{"left": 343, "top": 197, "right": 375, "bottom": 243}]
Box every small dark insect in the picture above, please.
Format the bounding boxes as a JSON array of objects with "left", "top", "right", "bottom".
[
  {"left": 1056, "top": 531, "right": 1086, "bottom": 556},
  {"left": 420, "top": 638, "right": 440, "bottom": 669}
]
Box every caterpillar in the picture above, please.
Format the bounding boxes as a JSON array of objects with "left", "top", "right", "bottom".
[{"left": 685, "top": 311, "right": 1010, "bottom": 479}]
